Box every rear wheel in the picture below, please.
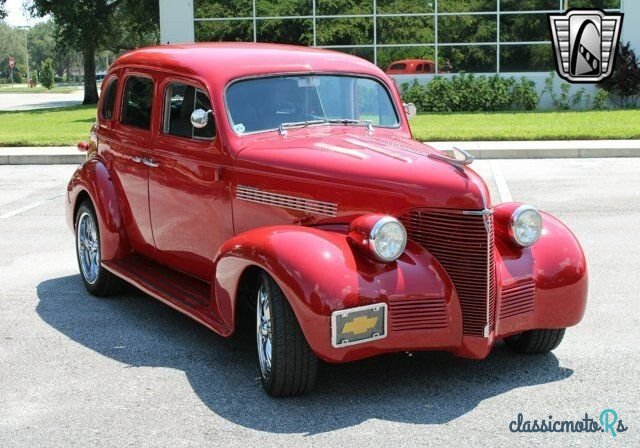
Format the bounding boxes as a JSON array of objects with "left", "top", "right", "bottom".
[
  {"left": 505, "top": 328, "right": 566, "bottom": 354},
  {"left": 75, "top": 200, "right": 121, "bottom": 296},
  {"left": 256, "top": 272, "right": 318, "bottom": 397}
]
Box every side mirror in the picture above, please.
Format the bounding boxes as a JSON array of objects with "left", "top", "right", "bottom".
[
  {"left": 191, "top": 108, "right": 213, "bottom": 129},
  {"left": 403, "top": 103, "right": 417, "bottom": 120}
]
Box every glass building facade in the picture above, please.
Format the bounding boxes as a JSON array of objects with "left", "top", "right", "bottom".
[{"left": 193, "top": 0, "right": 622, "bottom": 73}]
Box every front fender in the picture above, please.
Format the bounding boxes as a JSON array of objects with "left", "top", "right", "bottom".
[
  {"left": 66, "top": 156, "right": 130, "bottom": 261},
  {"left": 494, "top": 203, "right": 588, "bottom": 337},
  {"left": 213, "top": 225, "right": 462, "bottom": 362}
]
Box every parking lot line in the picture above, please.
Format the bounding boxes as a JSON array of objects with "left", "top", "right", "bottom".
[
  {"left": 0, "top": 194, "right": 64, "bottom": 219},
  {"left": 490, "top": 161, "right": 513, "bottom": 203}
]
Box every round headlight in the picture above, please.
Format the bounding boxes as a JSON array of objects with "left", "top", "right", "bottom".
[
  {"left": 370, "top": 217, "right": 407, "bottom": 262},
  {"left": 510, "top": 205, "right": 542, "bottom": 247}
]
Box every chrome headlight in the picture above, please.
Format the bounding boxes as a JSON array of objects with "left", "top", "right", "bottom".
[
  {"left": 369, "top": 217, "right": 407, "bottom": 262},
  {"left": 510, "top": 205, "right": 542, "bottom": 247},
  {"left": 349, "top": 215, "right": 407, "bottom": 262}
]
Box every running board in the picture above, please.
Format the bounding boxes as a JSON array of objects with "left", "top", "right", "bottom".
[{"left": 102, "top": 254, "right": 230, "bottom": 336}]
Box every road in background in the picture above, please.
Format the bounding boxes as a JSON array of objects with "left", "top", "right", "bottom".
[
  {"left": 1, "top": 160, "right": 638, "bottom": 447},
  {"left": 0, "top": 90, "right": 84, "bottom": 111}
]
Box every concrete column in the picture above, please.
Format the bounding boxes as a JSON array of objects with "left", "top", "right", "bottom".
[
  {"left": 159, "top": 0, "right": 195, "bottom": 44},
  {"left": 622, "top": 0, "right": 640, "bottom": 50}
]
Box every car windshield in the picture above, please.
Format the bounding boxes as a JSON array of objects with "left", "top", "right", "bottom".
[{"left": 225, "top": 74, "right": 399, "bottom": 135}]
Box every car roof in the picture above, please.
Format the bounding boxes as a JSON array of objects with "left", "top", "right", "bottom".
[
  {"left": 389, "top": 59, "right": 434, "bottom": 65},
  {"left": 111, "top": 42, "right": 386, "bottom": 86}
]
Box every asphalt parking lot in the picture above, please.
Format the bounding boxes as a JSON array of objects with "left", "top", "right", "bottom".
[{"left": 1, "top": 159, "right": 639, "bottom": 447}]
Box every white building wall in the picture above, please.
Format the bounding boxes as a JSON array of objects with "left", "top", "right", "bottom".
[{"left": 159, "top": 0, "right": 194, "bottom": 44}]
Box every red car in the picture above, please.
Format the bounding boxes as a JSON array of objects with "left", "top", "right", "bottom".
[
  {"left": 386, "top": 58, "right": 437, "bottom": 75},
  {"left": 66, "top": 43, "right": 588, "bottom": 397}
]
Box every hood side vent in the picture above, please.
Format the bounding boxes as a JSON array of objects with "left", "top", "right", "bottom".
[{"left": 236, "top": 185, "right": 338, "bottom": 217}]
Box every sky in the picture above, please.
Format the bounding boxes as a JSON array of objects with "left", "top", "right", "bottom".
[{"left": 3, "top": 0, "right": 47, "bottom": 27}]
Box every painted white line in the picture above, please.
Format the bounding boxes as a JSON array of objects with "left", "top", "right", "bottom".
[
  {"left": 0, "top": 194, "right": 64, "bottom": 219},
  {"left": 490, "top": 161, "right": 513, "bottom": 203}
]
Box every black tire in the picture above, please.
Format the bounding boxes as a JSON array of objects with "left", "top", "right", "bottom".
[
  {"left": 505, "top": 328, "right": 566, "bottom": 354},
  {"left": 256, "top": 272, "right": 318, "bottom": 397},
  {"left": 75, "top": 200, "right": 121, "bottom": 297}
]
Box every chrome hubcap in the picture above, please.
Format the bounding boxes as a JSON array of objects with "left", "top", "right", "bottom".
[
  {"left": 77, "top": 211, "right": 100, "bottom": 285},
  {"left": 256, "top": 284, "right": 273, "bottom": 379}
]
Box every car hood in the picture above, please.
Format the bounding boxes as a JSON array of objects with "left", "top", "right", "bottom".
[{"left": 233, "top": 129, "right": 491, "bottom": 220}]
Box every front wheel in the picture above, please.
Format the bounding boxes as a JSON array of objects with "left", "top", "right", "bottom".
[
  {"left": 504, "top": 328, "right": 566, "bottom": 354},
  {"left": 75, "top": 200, "right": 121, "bottom": 296},
  {"left": 256, "top": 272, "right": 318, "bottom": 397}
]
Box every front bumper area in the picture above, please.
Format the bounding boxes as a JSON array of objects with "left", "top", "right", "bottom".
[{"left": 304, "top": 209, "right": 588, "bottom": 364}]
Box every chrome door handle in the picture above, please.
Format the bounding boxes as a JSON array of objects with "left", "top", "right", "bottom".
[
  {"left": 142, "top": 158, "right": 159, "bottom": 168},
  {"left": 131, "top": 156, "right": 142, "bottom": 163}
]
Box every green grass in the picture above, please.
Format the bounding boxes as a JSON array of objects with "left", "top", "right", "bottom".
[
  {"left": 0, "top": 84, "right": 81, "bottom": 94},
  {"left": 0, "top": 107, "right": 638, "bottom": 147},
  {"left": 0, "top": 105, "right": 96, "bottom": 147},
  {"left": 410, "top": 109, "right": 640, "bottom": 141}
]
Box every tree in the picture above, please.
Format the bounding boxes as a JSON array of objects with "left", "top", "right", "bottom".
[
  {"left": 0, "top": 0, "right": 7, "bottom": 20},
  {"left": 601, "top": 42, "right": 640, "bottom": 108},
  {"left": 40, "top": 58, "right": 55, "bottom": 89},
  {"left": 29, "top": 0, "right": 159, "bottom": 104}
]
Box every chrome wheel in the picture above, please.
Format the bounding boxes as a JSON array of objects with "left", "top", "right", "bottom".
[
  {"left": 77, "top": 211, "right": 100, "bottom": 285},
  {"left": 256, "top": 283, "right": 273, "bottom": 380}
]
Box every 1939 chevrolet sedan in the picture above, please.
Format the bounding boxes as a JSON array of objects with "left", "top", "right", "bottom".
[{"left": 66, "top": 43, "right": 588, "bottom": 397}]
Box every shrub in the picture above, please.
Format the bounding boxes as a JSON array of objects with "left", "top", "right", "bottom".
[
  {"left": 40, "top": 59, "right": 55, "bottom": 90},
  {"left": 401, "top": 74, "right": 539, "bottom": 112},
  {"left": 591, "top": 89, "right": 609, "bottom": 110},
  {"left": 601, "top": 41, "right": 640, "bottom": 108},
  {"left": 512, "top": 77, "right": 539, "bottom": 111}
]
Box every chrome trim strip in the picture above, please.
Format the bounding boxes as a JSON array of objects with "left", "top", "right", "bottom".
[
  {"left": 331, "top": 303, "right": 388, "bottom": 348},
  {"left": 236, "top": 185, "right": 338, "bottom": 217},
  {"left": 343, "top": 137, "right": 413, "bottom": 163},
  {"left": 462, "top": 209, "right": 494, "bottom": 216},
  {"left": 313, "top": 142, "right": 368, "bottom": 160}
]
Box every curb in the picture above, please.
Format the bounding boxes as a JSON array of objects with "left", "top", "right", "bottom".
[
  {"left": 430, "top": 140, "right": 640, "bottom": 159},
  {"left": 1, "top": 140, "right": 640, "bottom": 164},
  {"left": 0, "top": 147, "right": 84, "bottom": 165}
]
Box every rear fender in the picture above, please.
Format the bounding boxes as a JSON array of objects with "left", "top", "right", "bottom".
[{"left": 66, "top": 157, "right": 129, "bottom": 261}]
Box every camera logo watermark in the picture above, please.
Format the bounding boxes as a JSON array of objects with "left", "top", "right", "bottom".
[
  {"left": 549, "top": 9, "right": 623, "bottom": 83},
  {"left": 509, "top": 409, "right": 629, "bottom": 438}
]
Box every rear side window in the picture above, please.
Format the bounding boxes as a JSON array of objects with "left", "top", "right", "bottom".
[
  {"left": 101, "top": 78, "right": 118, "bottom": 120},
  {"left": 390, "top": 63, "right": 406, "bottom": 70},
  {"left": 164, "top": 82, "right": 215, "bottom": 140},
  {"left": 121, "top": 76, "right": 153, "bottom": 130}
]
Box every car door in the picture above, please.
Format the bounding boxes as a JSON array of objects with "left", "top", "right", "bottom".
[
  {"left": 149, "top": 77, "right": 234, "bottom": 282},
  {"left": 107, "top": 71, "right": 157, "bottom": 258}
]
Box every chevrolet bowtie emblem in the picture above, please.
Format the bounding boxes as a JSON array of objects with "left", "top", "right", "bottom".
[
  {"left": 342, "top": 316, "right": 379, "bottom": 335},
  {"left": 549, "top": 9, "right": 623, "bottom": 83}
]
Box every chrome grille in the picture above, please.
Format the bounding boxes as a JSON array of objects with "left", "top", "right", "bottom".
[
  {"left": 236, "top": 185, "right": 338, "bottom": 217},
  {"left": 499, "top": 279, "right": 535, "bottom": 320},
  {"left": 388, "top": 297, "right": 448, "bottom": 332},
  {"left": 399, "top": 209, "right": 496, "bottom": 337}
]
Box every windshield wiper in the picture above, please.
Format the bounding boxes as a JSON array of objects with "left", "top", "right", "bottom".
[
  {"left": 278, "top": 119, "right": 327, "bottom": 135},
  {"left": 326, "top": 118, "right": 374, "bottom": 133}
]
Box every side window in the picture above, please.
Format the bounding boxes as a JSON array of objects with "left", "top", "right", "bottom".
[
  {"left": 416, "top": 64, "right": 423, "bottom": 73},
  {"left": 101, "top": 78, "right": 118, "bottom": 120},
  {"left": 121, "top": 76, "right": 153, "bottom": 130},
  {"left": 194, "top": 89, "right": 215, "bottom": 139},
  {"left": 164, "top": 82, "right": 215, "bottom": 140}
]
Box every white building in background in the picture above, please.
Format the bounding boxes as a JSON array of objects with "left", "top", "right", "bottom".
[{"left": 159, "top": 0, "right": 640, "bottom": 108}]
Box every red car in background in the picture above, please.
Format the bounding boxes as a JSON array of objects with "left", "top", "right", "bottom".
[
  {"left": 66, "top": 43, "right": 587, "bottom": 397},
  {"left": 386, "top": 58, "right": 437, "bottom": 74}
]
